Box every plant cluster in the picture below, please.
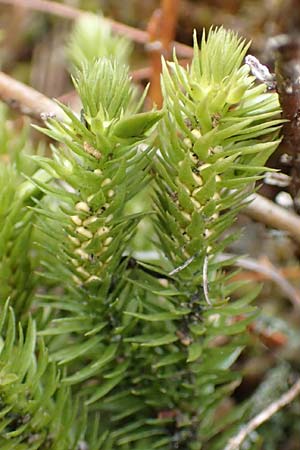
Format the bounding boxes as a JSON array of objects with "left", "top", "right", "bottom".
[{"left": 0, "top": 15, "right": 283, "bottom": 450}]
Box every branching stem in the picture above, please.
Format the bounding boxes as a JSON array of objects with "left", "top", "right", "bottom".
[
  {"left": 0, "top": 0, "right": 193, "bottom": 58},
  {"left": 0, "top": 71, "right": 66, "bottom": 121},
  {"left": 245, "top": 193, "right": 300, "bottom": 244},
  {"left": 224, "top": 378, "right": 300, "bottom": 450}
]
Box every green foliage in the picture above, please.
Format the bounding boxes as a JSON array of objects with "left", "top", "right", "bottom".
[
  {"left": 0, "top": 301, "right": 89, "bottom": 450},
  {"left": 156, "top": 27, "right": 280, "bottom": 271},
  {"left": 67, "top": 13, "right": 132, "bottom": 70},
  {"left": 0, "top": 24, "right": 285, "bottom": 450},
  {"left": 0, "top": 164, "right": 34, "bottom": 316},
  {"left": 148, "top": 28, "right": 280, "bottom": 446},
  {"left": 0, "top": 107, "right": 41, "bottom": 317},
  {"left": 31, "top": 57, "right": 162, "bottom": 402}
]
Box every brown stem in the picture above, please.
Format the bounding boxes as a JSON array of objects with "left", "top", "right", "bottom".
[
  {"left": 147, "top": 0, "right": 181, "bottom": 107},
  {"left": 244, "top": 193, "right": 300, "bottom": 244},
  {"left": 147, "top": 9, "right": 164, "bottom": 107},
  {"left": 220, "top": 253, "right": 300, "bottom": 309},
  {"left": 275, "top": 36, "right": 300, "bottom": 212},
  {"left": 0, "top": 0, "right": 193, "bottom": 58},
  {"left": 161, "top": 0, "right": 180, "bottom": 52},
  {"left": 224, "top": 378, "right": 300, "bottom": 450},
  {"left": 0, "top": 71, "right": 66, "bottom": 121}
]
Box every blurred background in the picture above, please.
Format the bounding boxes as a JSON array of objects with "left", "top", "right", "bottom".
[{"left": 1, "top": 1, "right": 300, "bottom": 448}]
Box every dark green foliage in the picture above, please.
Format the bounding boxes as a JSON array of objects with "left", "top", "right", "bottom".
[{"left": 0, "top": 301, "right": 88, "bottom": 450}]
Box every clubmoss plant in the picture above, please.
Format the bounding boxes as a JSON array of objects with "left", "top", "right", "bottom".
[
  {"left": 0, "top": 23, "right": 283, "bottom": 450},
  {"left": 0, "top": 164, "right": 34, "bottom": 317},
  {"left": 149, "top": 27, "right": 282, "bottom": 448},
  {"left": 67, "top": 13, "right": 132, "bottom": 70},
  {"left": 0, "top": 107, "right": 39, "bottom": 318},
  {"left": 32, "top": 57, "right": 162, "bottom": 390},
  {"left": 0, "top": 301, "right": 93, "bottom": 450}
]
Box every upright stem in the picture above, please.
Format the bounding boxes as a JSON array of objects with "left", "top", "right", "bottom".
[{"left": 147, "top": 0, "right": 180, "bottom": 107}]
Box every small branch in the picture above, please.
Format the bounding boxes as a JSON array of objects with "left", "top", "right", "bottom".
[
  {"left": 147, "top": 9, "right": 164, "bottom": 107},
  {"left": 224, "top": 378, "right": 300, "bottom": 450},
  {"left": 220, "top": 253, "right": 300, "bottom": 309},
  {"left": 244, "top": 193, "right": 300, "bottom": 244},
  {"left": 147, "top": 0, "right": 180, "bottom": 107},
  {"left": 275, "top": 36, "right": 300, "bottom": 212},
  {"left": 131, "top": 66, "right": 152, "bottom": 82},
  {"left": 0, "top": 0, "right": 193, "bottom": 58},
  {"left": 233, "top": 265, "right": 300, "bottom": 282},
  {"left": 0, "top": 71, "right": 66, "bottom": 121},
  {"left": 160, "top": 0, "right": 180, "bottom": 52}
]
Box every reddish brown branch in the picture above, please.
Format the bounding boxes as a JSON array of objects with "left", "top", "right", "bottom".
[
  {"left": 147, "top": 0, "right": 181, "bottom": 107},
  {"left": 232, "top": 265, "right": 300, "bottom": 282},
  {"left": 161, "top": 0, "right": 180, "bottom": 52},
  {"left": 0, "top": 0, "right": 193, "bottom": 58},
  {"left": 275, "top": 36, "right": 300, "bottom": 212},
  {"left": 147, "top": 9, "right": 164, "bottom": 107},
  {"left": 0, "top": 71, "right": 66, "bottom": 121},
  {"left": 131, "top": 66, "right": 152, "bottom": 82}
]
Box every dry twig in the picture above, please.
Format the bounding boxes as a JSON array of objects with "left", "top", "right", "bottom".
[
  {"left": 147, "top": 9, "right": 164, "bottom": 107},
  {"left": 0, "top": 71, "right": 66, "bottom": 121},
  {"left": 202, "top": 254, "right": 212, "bottom": 305},
  {"left": 0, "top": 0, "right": 193, "bottom": 58},
  {"left": 244, "top": 193, "right": 300, "bottom": 244},
  {"left": 233, "top": 265, "right": 300, "bottom": 282},
  {"left": 275, "top": 36, "right": 300, "bottom": 212},
  {"left": 224, "top": 378, "right": 300, "bottom": 450},
  {"left": 220, "top": 253, "right": 300, "bottom": 309},
  {"left": 147, "top": 0, "right": 180, "bottom": 107}
]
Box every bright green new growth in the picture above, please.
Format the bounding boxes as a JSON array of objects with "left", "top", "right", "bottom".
[
  {"left": 156, "top": 26, "right": 281, "bottom": 278},
  {"left": 0, "top": 25, "right": 283, "bottom": 450},
  {"left": 67, "top": 13, "right": 132, "bottom": 69},
  {"left": 150, "top": 27, "right": 281, "bottom": 448}
]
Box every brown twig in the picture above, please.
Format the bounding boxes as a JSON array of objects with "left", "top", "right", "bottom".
[
  {"left": 232, "top": 265, "right": 300, "bottom": 282},
  {"left": 131, "top": 66, "right": 152, "bottom": 82},
  {"left": 220, "top": 253, "right": 300, "bottom": 309},
  {"left": 224, "top": 378, "right": 300, "bottom": 450},
  {"left": 0, "top": 71, "right": 66, "bottom": 121},
  {"left": 0, "top": 0, "right": 193, "bottom": 58},
  {"left": 147, "top": 0, "right": 180, "bottom": 107},
  {"left": 0, "top": 57, "right": 191, "bottom": 122},
  {"left": 160, "top": 0, "right": 180, "bottom": 52},
  {"left": 147, "top": 9, "right": 164, "bottom": 107},
  {"left": 244, "top": 193, "right": 300, "bottom": 244},
  {"left": 275, "top": 36, "right": 300, "bottom": 212}
]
